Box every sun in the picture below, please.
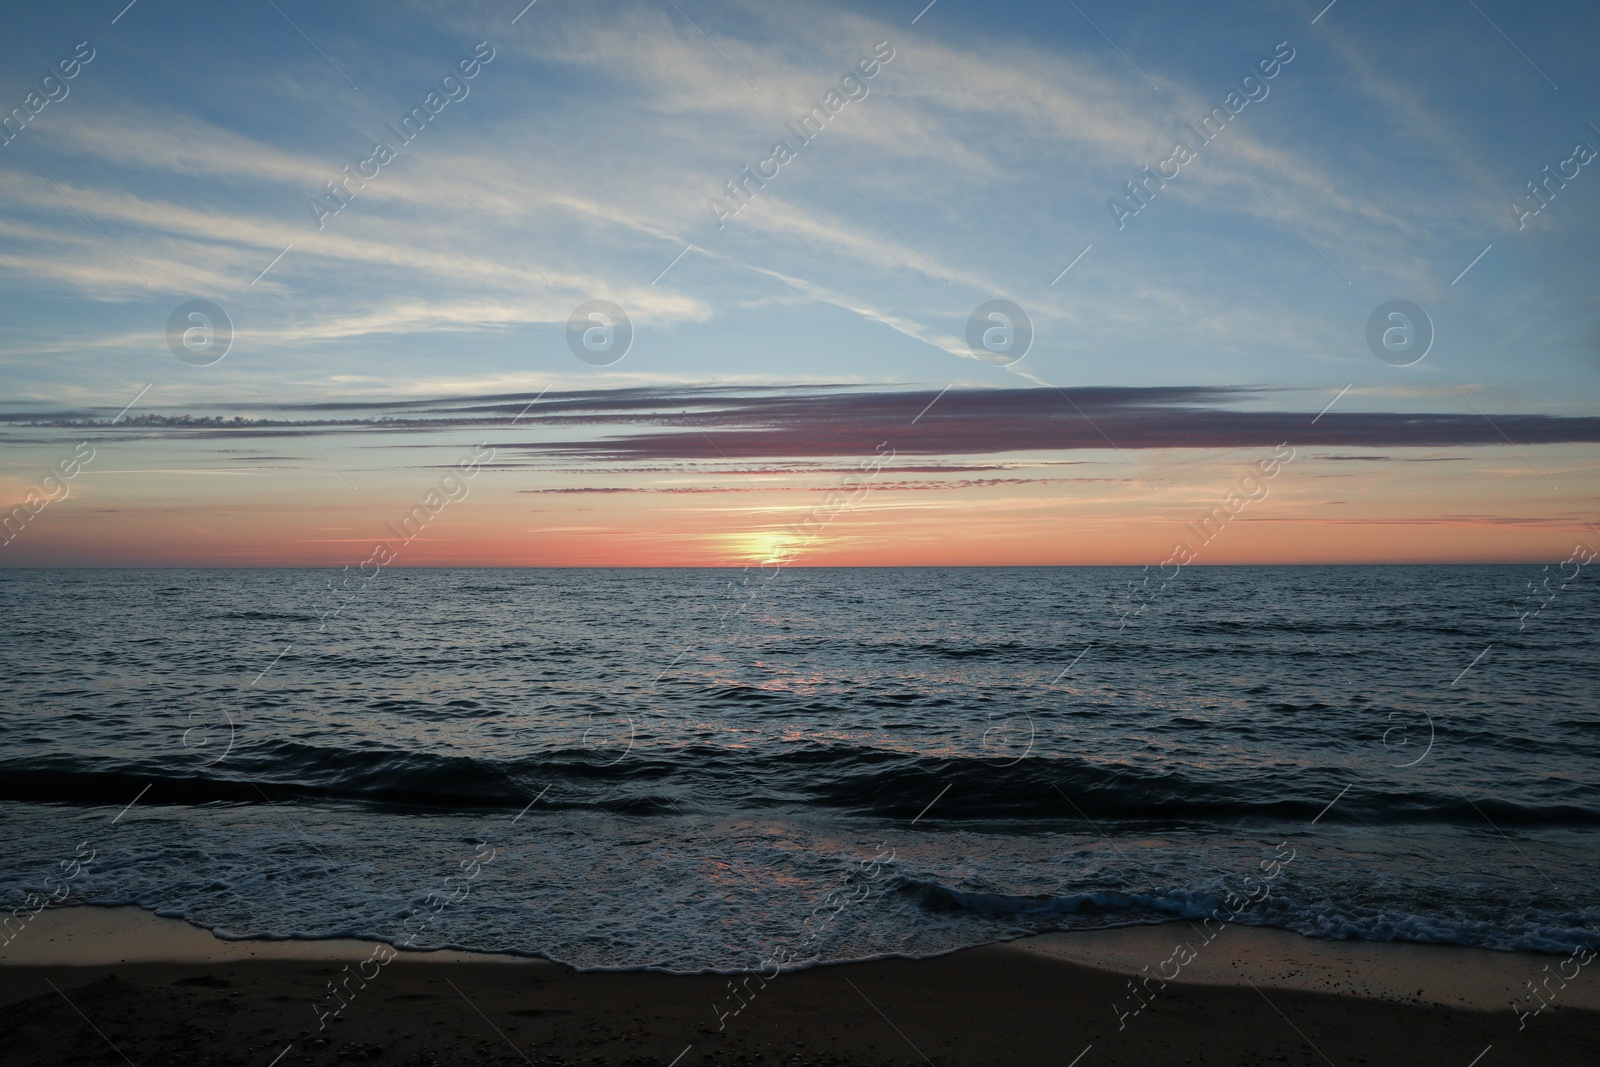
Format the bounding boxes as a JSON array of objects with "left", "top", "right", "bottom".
[{"left": 728, "top": 530, "right": 802, "bottom": 566}]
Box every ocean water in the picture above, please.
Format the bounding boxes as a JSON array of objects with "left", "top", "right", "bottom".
[{"left": 1, "top": 566, "right": 1596, "bottom": 971}]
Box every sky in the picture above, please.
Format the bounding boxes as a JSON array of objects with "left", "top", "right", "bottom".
[{"left": 1, "top": 0, "right": 1597, "bottom": 566}]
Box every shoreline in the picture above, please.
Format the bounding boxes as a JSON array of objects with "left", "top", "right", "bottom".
[
  {"left": 4, "top": 905, "right": 1597, "bottom": 1011},
  {"left": 2, "top": 907, "right": 1596, "bottom": 1066}
]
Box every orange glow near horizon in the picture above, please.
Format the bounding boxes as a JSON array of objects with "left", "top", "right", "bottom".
[
  {"left": 5, "top": 453, "right": 1595, "bottom": 567},
  {"left": 2, "top": 428, "right": 1595, "bottom": 567}
]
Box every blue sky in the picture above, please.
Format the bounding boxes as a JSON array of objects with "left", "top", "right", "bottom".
[{"left": 1, "top": 0, "right": 1597, "bottom": 564}]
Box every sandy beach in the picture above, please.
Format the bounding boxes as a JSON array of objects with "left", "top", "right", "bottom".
[{"left": 2, "top": 907, "right": 1594, "bottom": 1066}]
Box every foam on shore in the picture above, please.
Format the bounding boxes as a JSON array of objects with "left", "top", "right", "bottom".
[
  {"left": 6, "top": 905, "right": 1596, "bottom": 1017},
  {"left": 0, "top": 906, "right": 539, "bottom": 967}
]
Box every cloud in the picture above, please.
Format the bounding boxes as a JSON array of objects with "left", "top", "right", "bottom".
[{"left": 17, "top": 386, "right": 1597, "bottom": 462}]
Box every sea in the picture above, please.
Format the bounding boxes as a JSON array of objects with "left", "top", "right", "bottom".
[{"left": 1, "top": 566, "right": 1595, "bottom": 971}]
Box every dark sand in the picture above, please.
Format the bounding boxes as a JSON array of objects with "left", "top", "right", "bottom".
[{"left": 1, "top": 908, "right": 1594, "bottom": 1066}]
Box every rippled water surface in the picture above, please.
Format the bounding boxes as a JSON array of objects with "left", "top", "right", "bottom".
[{"left": 1, "top": 566, "right": 1595, "bottom": 969}]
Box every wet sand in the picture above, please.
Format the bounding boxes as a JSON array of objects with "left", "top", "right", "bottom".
[{"left": 1, "top": 907, "right": 1594, "bottom": 1066}]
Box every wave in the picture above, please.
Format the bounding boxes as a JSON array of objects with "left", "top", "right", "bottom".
[
  {"left": 902, "top": 878, "right": 1219, "bottom": 919},
  {"left": 2, "top": 744, "right": 1597, "bottom": 826}
]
